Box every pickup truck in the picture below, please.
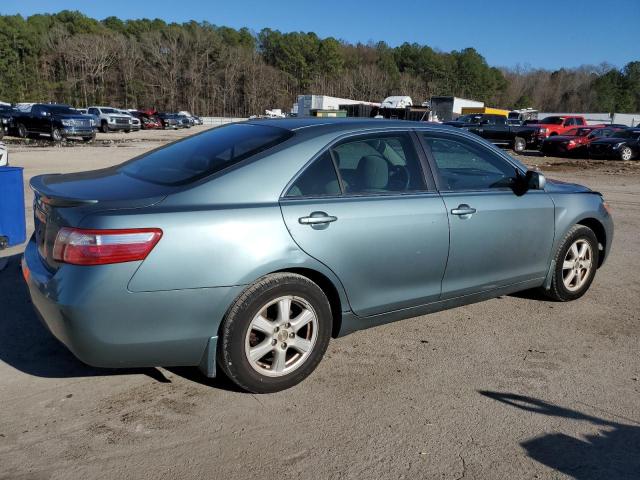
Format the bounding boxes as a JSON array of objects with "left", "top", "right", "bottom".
[
  {"left": 444, "top": 114, "right": 538, "bottom": 152},
  {"left": 13, "top": 104, "right": 95, "bottom": 142},
  {"left": 87, "top": 106, "right": 133, "bottom": 133},
  {"left": 531, "top": 115, "right": 588, "bottom": 141}
]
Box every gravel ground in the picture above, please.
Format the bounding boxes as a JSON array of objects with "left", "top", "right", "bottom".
[{"left": 0, "top": 127, "right": 638, "bottom": 480}]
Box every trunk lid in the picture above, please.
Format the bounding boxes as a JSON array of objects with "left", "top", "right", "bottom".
[{"left": 30, "top": 168, "right": 169, "bottom": 271}]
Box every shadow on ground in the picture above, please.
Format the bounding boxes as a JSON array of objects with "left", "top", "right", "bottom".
[
  {"left": 480, "top": 391, "right": 640, "bottom": 479},
  {"left": 0, "top": 253, "right": 168, "bottom": 382}
]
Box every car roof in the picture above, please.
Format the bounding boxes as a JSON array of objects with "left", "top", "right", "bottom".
[{"left": 246, "top": 117, "right": 455, "bottom": 135}]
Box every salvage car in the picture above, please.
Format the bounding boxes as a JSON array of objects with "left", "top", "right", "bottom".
[
  {"left": 157, "top": 112, "right": 180, "bottom": 129},
  {"left": 22, "top": 119, "right": 613, "bottom": 393},
  {"left": 87, "top": 106, "right": 132, "bottom": 133},
  {"left": 445, "top": 113, "right": 538, "bottom": 152},
  {"left": 540, "top": 126, "right": 621, "bottom": 157},
  {"left": 13, "top": 104, "right": 95, "bottom": 142},
  {"left": 130, "top": 111, "right": 163, "bottom": 130},
  {"left": 588, "top": 128, "right": 640, "bottom": 160}
]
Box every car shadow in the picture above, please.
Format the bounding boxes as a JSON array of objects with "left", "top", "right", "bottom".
[
  {"left": 479, "top": 391, "right": 640, "bottom": 479},
  {"left": 0, "top": 253, "right": 169, "bottom": 383}
]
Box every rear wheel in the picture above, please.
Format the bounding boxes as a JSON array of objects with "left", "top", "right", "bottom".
[
  {"left": 620, "top": 146, "right": 633, "bottom": 161},
  {"left": 543, "top": 225, "right": 599, "bottom": 301},
  {"left": 218, "top": 273, "right": 332, "bottom": 393},
  {"left": 513, "top": 136, "right": 526, "bottom": 153}
]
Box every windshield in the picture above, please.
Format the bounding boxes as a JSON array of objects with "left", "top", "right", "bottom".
[
  {"left": 540, "top": 117, "right": 564, "bottom": 125},
  {"left": 120, "top": 123, "right": 293, "bottom": 185},
  {"left": 101, "top": 108, "right": 118, "bottom": 114}
]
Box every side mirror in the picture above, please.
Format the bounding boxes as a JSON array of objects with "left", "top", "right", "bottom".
[{"left": 526, "top": 170, "right": 546, "bottom": 190}]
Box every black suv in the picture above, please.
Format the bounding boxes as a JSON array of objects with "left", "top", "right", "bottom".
[
  {"left": 589, "top": 128, "right": 640, "bottom": 160},
  {"left": 14, "top": 104, "right": 95, "bottom": 142}
]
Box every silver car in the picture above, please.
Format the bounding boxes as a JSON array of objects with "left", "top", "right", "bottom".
[{"left": 23, "top": 119, "right": 613, "bottom": 392}]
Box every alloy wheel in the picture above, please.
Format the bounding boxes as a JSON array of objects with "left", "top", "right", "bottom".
[
  {"left": 562, "top": 239, "right": 593, "bottom": 292},
  {"left": 621, "top": 147, "right": 633, "bottom": 161},
  {"left": 244, "top": 295, "right": 318, "bottom": 377}
]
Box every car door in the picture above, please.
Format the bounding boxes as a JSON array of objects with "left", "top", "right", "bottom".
[
  {"left": 280, "top": 131, "right": 449, "bottom": 317},
  {"left": 29, "top": 105, "right": 44, "bottom": 132},
  {"left": 418, "top": 131, "right": 555, "bottom": 299}
]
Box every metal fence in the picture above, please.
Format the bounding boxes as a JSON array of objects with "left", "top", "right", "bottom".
[{"left": 201, "top": 117, "right": 247, "bottom": 126}]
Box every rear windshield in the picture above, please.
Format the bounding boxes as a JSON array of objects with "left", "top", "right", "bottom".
[{"left": 120, "top": 123, "right": 293, "bottom": 185}]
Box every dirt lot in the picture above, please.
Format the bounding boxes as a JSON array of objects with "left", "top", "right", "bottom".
[{"left": 1, "top": 127, "right": 639, "bottom": 480}]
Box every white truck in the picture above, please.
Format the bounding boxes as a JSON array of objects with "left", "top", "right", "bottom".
[{"left": 87, "top": 106, "right": 133, "bottom": 133}]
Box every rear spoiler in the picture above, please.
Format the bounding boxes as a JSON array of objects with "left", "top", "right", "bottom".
[{"left": 30, "top": 174, "right": 98, "bottom": 207}]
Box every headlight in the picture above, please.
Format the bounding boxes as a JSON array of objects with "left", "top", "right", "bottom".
[
  {"left": 90, "top": 119, "right": 95, "bottom": 126},
  {"left": 61, "top": 119, "right": 73, "bottom": 126},
  {"left": 612, "top": 142, "right": 624, "bottom": 149},
  {"left": 109, "top": 117, "right": 115, "bottom": 123},
  {"left": 1, "top": 118, "right": 7, "bottom": 124}
]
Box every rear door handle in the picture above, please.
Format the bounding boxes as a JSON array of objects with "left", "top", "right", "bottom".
[
  {"left": 451, "top": 204, "right": 476, "bottom": 217},
  {"left": 299, "top": 212, "right": 338, "bottom": 225}
]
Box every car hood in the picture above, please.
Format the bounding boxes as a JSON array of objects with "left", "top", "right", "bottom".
[
  {"left": 544, "top": 178, "right": 592, "bottom": 194},
  {"left": 30, "top": 168, "right": 170, "bottom": 208}
]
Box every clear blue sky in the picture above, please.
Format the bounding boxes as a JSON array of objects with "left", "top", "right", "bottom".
[{"left": 2, "top": 0, "right": 638, "bottom": 70}]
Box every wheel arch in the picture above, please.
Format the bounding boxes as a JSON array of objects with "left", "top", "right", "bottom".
[
  {"left": 273, "top": 267, "right": 344, "bottom": 338},
  {"left": 576, "top": 217, "right": 607, "bottom": 268}
]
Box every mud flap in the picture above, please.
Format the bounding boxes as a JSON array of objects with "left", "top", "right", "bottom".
[{"left": 198, "top": 336, "right": 218, "bottom": 378}]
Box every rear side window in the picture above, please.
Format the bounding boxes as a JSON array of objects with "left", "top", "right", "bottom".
[
  {"left": 120, "top": 124, "right": 293, "bottom": 185},
  {"left": 332, "top": 133, "right": 426, "bottom": 194}
]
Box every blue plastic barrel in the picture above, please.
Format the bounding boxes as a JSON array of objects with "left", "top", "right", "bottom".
[{"left": 0, "top": 166, "right": 26, "bottom": 248}]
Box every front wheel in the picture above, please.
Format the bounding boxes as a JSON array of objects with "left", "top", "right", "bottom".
[
  {"left": 51, "top": 127, "right": 63, "bottom": 143},
  {"left": 620, "top": 146, "right": 633, "bottom": 161},
  {"left": 513, "top": 136, "right": 526, "bottom": 153},
  {"left": 218, "top": 273, "right": 332, "bottom": 393},
  {"left": 101, "top": 121, "right": 109, "bottom": 134},
  {"left": 17, "top": 123, "right": 28, "bottom": 138},
  {"left": 543, "top": 225, "right": 599, "bottom": 301}
]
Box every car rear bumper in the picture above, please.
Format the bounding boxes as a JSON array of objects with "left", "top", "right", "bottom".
[{"left": 22, "top": 236, "right": 242, "bottom": 371}]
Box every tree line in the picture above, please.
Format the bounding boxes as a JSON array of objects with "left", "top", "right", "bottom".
[{"left": 0, "top": 11, "right": 638, "bottom": 116}]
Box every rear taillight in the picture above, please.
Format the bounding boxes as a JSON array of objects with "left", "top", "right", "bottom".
[{"left": 53, "top": 228, "right": 162, "bottom": 265}]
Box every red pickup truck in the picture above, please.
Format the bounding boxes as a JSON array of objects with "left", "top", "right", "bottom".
[{"left": 533, "top": 115, "right": 588, "bottom": 142}]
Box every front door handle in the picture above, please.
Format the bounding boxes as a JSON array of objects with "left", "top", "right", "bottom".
[
  {"left": 451, "top": 204, "right": 476, "bottom": 217},
  {"left": 299, "top": 211, "right": 338, "bottom": 225}
]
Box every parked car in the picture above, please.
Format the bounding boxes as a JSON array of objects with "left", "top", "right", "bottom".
[
  {"left": 192, "top": 116, "right": 203, "bottom": 125},
  {"left": 13, "top": 104, "right": 95, "bottom": 142},
  {"left": 157, "top": 112, "right": 180, "bottom": 129},
  {"left": 116, "top": 109, "right": 141, "bottom": 131},
  {"left": 87, "top": 106, "right": 132, "bottom": 133},
  {"left": 531, "top": 115, "right": 588, "bottom": 141},
  {"left": 178, "top": 111, "right": 201, "bottom": 125},
  {"left": 540, "top": 126, "right": 621, "bottom": 157},
  {"left": 175, "top": 113, "right": 193, "bottom": 128},
  {"left": 22, "top": 119, "right": 613, "bottom": 393},
  {"left": 589, "top": 128, "right": 640, "bottom": 160},
  {"left": 0, "top": 105, "right": 17, "bottom": 139},
  {"left": 130, "top": 111, "right": 162, "bottom": 130},
  {"left": 445, "top": 113, "right": 538, "bottom": 152}
]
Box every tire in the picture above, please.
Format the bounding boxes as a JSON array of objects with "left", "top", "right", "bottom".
[
  {"left": 51, "top": 127, "right": 63, "bottom": 143},
  {"left": 513, "top": 136, "right": 526, "bottom": 153},
  {"left": 542, "top": 225, "right": 599, "bottom": 302},
  {"left": 0, "top": 128, "right": 4, "bottom": 140},
  {"left": 17, "top": 123, "right": 28, "bottom": 138},
  {"left": 218, "top": 273, "right": 332, "bottom": 393},
  {"left": 620, "top": 146, "right": 633, "bottom": 161},
  {"left": 101, "top": 121, "right": 109, "bottom": 133}
]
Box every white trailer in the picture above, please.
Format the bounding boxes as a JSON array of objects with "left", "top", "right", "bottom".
[
  {"left": 296, "top": 95, "right": 377, "bottom": 117},
  {"left": 429, "top": 96, "right": 484, "bottom": 122}
]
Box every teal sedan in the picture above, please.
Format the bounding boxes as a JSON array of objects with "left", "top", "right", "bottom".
[{"left": 23, "top": 119, "right": 613, "bottom": 392}]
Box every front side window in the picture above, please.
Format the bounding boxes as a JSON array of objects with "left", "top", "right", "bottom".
[
  {"left": 331, "top": 133, "right": 426, "bottom": 194},
  {"left": 421, "top": 133, "right": 518, "bottom": 191},
  {"left": 120, "top": 123, "right": 293, "bottom": 185}
]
